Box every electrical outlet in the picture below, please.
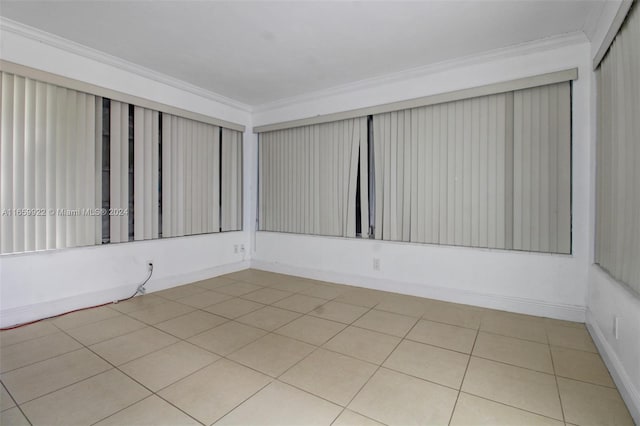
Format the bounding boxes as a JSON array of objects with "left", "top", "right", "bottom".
[
  {"left": 146, "top": 260, "right": 153, "bottom": 270},
  {"left": 234, "top": 244, "right": 239, "bottom": 254},
  {"left": 373, "top": 258, "right": 380, "bottom": 271},
  {"left": 613, "top": 316, "right": 620, "bottom": 339},
  {"left": 240, "top": 244, "right": 245, "bottom": 253}
]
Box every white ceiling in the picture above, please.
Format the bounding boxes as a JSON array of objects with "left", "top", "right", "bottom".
[{"left": 0, "top": 1, "right": 604, "bottom": 107}]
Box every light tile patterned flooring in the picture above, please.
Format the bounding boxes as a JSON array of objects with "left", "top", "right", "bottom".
[{"left": 0, "top": 269, "right": 634, "bottom": 426}]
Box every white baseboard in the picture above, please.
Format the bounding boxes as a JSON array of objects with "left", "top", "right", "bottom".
[
  {"left": 586, "top": 309, "right": 640, "bottom": 424},
  {"left": 250, "top": 260, "right": 586, "bottom": 322},
  {"left": 145, "top": 260, "right": 250, "bottom": 294},
  {"left": 0, "top": 260, "right": 250, "bottom": 328},
  {"left": 0, "top": 284, "right": 134, "bottom": 329}
]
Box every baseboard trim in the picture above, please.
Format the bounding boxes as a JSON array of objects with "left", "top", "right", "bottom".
[
  {"left": 586, "top": 309, "right": 640, "bottom": 423},
  {"left": 0, "top": 260, "right": 250, "bottom": 328},
  {"left": 145, "top": 260, "right": 250, "bottom": 294},
  {"left": 250, "top": 260, "right": 586, "bottom": 322}
]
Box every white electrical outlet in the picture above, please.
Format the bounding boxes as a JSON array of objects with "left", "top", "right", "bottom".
[
  {"left": 145, "top": 260, "right": 153, "bottom": 270},
  {"left": 234, "top": 244, "right": 239, "bottom": 254},
  {"left": 240, "top": 244, "right": 245, "bottom": 252},
  {"left": 373, "top": 258, "right": 380, "bottom": 271},
  {"left": 613, "top": 316, "right": 620, "bottom": 339}
]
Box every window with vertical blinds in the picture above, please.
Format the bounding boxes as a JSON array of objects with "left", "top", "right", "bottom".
[
  {"left": 0, "top": 71, "right": 244, "bottom": 255},
  {"left": 258, "top": 80, "right": 572, "bottom": 254},
  {"left": 372, "top": 82, "right": 572, "bottom": 253},
  {"left": 259, "top": 117, "right": 368, "bottom": 237},
  {"left": 596, "top": 2, "right": 640, "bottom": 295}
]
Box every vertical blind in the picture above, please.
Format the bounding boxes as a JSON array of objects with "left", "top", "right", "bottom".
[
  {"left": 162, "top": 114, "right": 220, "bottom": 238},
  {"left": 221, "top": 127, "right": 243, "bottom": 231},
  {"left": 259, "top": 117, "right": 368, "bottom": 237},
  {"left": 372, "top": 82, "right": 571, "bottom": 253},
  {"left": 513, "top": 83, "right": 571, "bottom": 254},
  {"left": 596, "top": 2, "right": 640, "bottom": 294},
  {"left": 0, "top": 71, "right": 244, "bottom": 254},
  {"left": 0, "top": 72, "right": 99, "bottom": 254},
  {"left": 372, "top": 94, "right": 510, "bottom": 247},
  {"left": 109, "top": 100, "right": 130, "bottom": 243},
  {"left": 133, "top": 106, "right": 160, "bottom": 241}
]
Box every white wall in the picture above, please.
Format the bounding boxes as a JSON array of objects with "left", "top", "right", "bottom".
[
  {"left": 1, "top": 233, "right": 250, "bottom": 327},
  {"left": 252, "top": 37, "right": 593, "bottom": 322},
  {"left": 253, "top": 233, "right": 585, "bottom": 320},
  {"left": 0, "top": 22, "right": 253, "bottom": 327}
]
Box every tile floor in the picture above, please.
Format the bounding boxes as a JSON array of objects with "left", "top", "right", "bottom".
[{"left": 0, "top": 269, "right": 634, "bottom": 426}]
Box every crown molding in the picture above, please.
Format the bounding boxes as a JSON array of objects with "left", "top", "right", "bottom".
[
  {"left": 0, "top": 17, "right": 252, "bottom": 113},
  {"left": 0, "top": 16, "right": 590, "bottom": 116},
  {"left": 253, "top": 31, "right": 588, "bottom": 114},
  {"left": 591, "top": 0, "right": 633, "bottom": 69},
  {"left": 254, "top": 68, "right": 577, "bottom": 133}
]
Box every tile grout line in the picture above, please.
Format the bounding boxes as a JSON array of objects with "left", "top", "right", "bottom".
[
  {"left": 9, "top": 331, "right": 143, "bottom": 425},
  {"left": 208, "top": 380, "right": 273, "bottom": 425},
  {"left": 88, "top": 394, "right": 207, "bottom": 426},
  {"left": 276, "top": 302, "right": 382, "bottom": 426},
  {"left": 450, "top": 332, "right": 568, "bottom": 423},
  {"left": 1, "top": 348, "right": 112, "bottom": 406},
  {"left": 0, "top": 322, "right": 67, "bottom": 349},
  {"left": 457, "top": 390, "right": 571, "bottom": 423},
  {"left": 271, "top": 303, "right": 379, "bottom": 383},
  {"left": 181, "top": 276, "right": 374, "bottom": 423},
  {"left": 447, "top": 324, "right": 480, "bottom": 426},
  {"left": 548, "top": 328, "right": 568, "bottom": 424},
  {"left": 59, "top": 309, "right": 245, "bottom": 426},
  {"left": 57, "top": 321, "right": 209, "bottom": 426},
  {"left": 0, "top": 343, "right": 82, "bottom": 375},
  {"left": 0, "top": 380, "right": 33, "bottom": 426},
  {"left": 415, "top": 316, "right": 479, "bottom": 332},
  {"left": 467, "top": 353, "right": 556, "bottom": 376},
  {"left": 440, "top": 324, "right": 569, "bottom": 423},
  {"left": 476, "top": 328, "right": 549, "bottom": 345},
  {"left": 328, "top": 304, "right": 422, "bottom": 425}
]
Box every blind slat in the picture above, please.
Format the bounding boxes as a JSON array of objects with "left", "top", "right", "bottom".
[
  {"left": 24, "top": 79, "right": 36, "bottom": 252},
  {"left": 13, "top": 76, "right": 25, "bottom": 253},
  {"left": 35, "top": 82, "right": 47, "bottom": 250},
  {"left": 221, "top": 128, "right": 243, "bottom": 231},
  {"left": 94, "top": 96, "right": 102, "bottom": 245},
  {"left": 1, "top": 73, "right": 14, "bottom": 253}
]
